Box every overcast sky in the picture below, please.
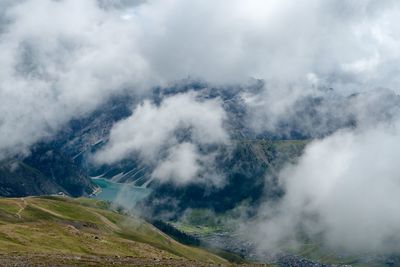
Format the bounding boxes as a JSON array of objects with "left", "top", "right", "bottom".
[{"left": 1, "top": 0, "right": 400, "bottom": 157}]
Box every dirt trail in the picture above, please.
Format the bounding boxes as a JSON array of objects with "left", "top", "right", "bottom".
[
  {"left": 16, "top": 199, "right": 119, "bottom": 232},
  {"left": 16, "top": 198, "right": 27, "bottom": 219},
  {"left": 28, "top": 203, "right": 67, "bottom": 219}
]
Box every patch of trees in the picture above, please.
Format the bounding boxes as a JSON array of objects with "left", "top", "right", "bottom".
[{"left": 151, "top": 219, "right": 200, "bottom": 246}]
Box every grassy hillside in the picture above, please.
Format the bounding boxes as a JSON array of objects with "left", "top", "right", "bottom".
[{"left": 0, "top": 196, "right": 239, "bottom": 266}]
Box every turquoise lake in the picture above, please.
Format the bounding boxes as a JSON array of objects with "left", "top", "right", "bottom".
[{"left": 91, "top": 178, "right": 152, "bottom": 207}]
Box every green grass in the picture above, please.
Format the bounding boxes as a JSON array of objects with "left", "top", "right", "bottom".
[
  {"left": 0, "top": 196, "right": 228, "bottom": 264},
  {"left": 171, "top": 222, "right": 223, "bottom": 235}
]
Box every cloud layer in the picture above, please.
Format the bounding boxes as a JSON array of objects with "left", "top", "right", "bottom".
[
  {"left": 250, "top": 122, "right": 400, "bottom": 254},
  {"left": 2, "top": 0, "right": 400, "bottom": 158},
  {"left": 0, "top": 0, "right": 149, "bottom": 158},
  {"left": 94, "top": 92, "right": 228, "bottom": 184}
]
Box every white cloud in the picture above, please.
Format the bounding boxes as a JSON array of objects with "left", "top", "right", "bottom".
[
  {"left": 94, "top": 92, "right": 228, "bottom": 183},
  {"left": 152, "top": 142, "right": 200, "bottom": 185},
  {"left": 250, "top": 122, "right": 400, "bottom": 254},
  {"left": 0, "top": 0, "right": 150, "bottom": 158},
  {"left": 2, "top": 0, "right": 400, "bottom": 157},
  {"left": 94, "top": 92, "right": 227, "bottom": 184}
]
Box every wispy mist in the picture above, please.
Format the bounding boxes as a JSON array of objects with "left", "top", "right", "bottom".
[
  {"left": 94, "top": 92, "right": 228, "bottom": 184},
  {"left": 249, "top": 121, "right": 400, "bottom": 254},
  {"left": 2, "top": 0, "right": 400, "bottom": 158}
]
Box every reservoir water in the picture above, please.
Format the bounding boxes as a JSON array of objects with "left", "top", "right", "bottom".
[{"left": 91, "top": 178, "right": 152, "bottom": 207}]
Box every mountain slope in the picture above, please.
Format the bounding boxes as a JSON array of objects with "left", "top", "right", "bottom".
[
  {"left": 143, "top": 139, "right": 307, "bottom": 216},
  {"left": 0, "top": 160, "right": 63, "bottom": 196},
  {"left": 0, "top": 143, "right": 95, "bottom": 197},
  {"left": 0, "top": 196, "right": 233, "bottom": 266}
]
